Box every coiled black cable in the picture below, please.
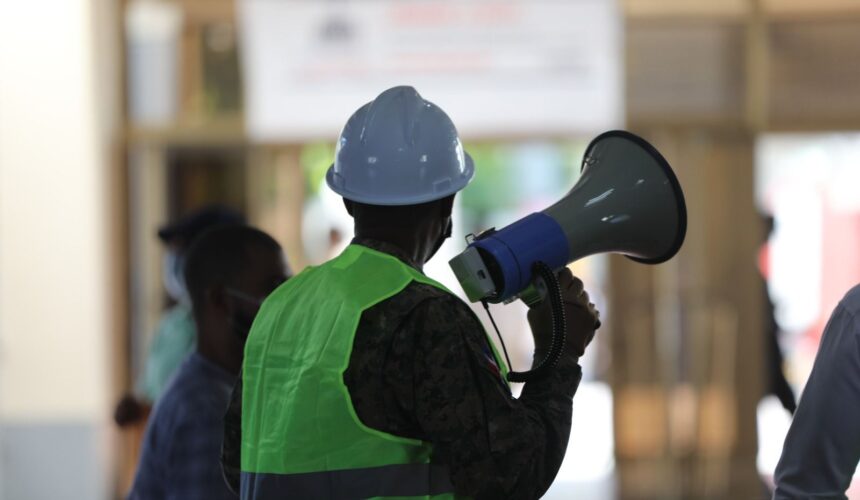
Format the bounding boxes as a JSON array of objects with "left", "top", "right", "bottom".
[{"left": 482, "top": 261, "right": 566, "bottom": 383}]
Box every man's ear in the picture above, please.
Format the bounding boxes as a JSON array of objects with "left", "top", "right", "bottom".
[
  {"left": 343, "top": 199, "right": 355, "bottom": 217},
  {"left": 439, "top": 195, "right": 455, "bottom": 218}
]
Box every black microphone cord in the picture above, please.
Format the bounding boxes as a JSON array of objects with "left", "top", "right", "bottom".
[{"left": 481, "top": 261, "right": 566, "bottom": 383}]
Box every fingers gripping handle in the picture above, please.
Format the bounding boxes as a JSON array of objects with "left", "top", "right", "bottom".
[{"left": 506, "top": 262, "right": 566, "bottom": 383}]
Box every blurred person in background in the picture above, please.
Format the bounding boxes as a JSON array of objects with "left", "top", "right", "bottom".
[
  {"left": 759, "top": 213, "right": 797, "bottom": 415},
  {"left": 114, "top": 205, "right": 245, "bottom": 427},
  {"left": 128, "top": 225, "right": 291, "bottom": 500},
  {"left": 773, "top": 283, "right": 860, "bottom": 499},
  {"left": 224, "top": 86, "right": 600, "bottom": 499}
]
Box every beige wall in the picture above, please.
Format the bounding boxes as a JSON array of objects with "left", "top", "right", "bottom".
[
  {"left": 0, "top": 1, "right": 112, "bottom": 424},
  {"left": 0, "top": 3, "right": 116, "bottom": 497}
]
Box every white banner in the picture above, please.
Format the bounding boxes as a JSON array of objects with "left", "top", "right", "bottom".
[{"left": 239, "top": 0, "right": 623, "bottom": 141}]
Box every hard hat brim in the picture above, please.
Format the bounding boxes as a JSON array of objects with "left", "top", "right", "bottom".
[{"left": 325, "top": 153, "right": 475, "bottom": 207}]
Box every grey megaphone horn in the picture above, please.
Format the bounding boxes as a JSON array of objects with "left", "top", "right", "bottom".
[{"left": 449, "top": 130, "right": 687, "bottom": 306}]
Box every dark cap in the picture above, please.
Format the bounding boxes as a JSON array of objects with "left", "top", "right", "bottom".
[{"left": 157, "top": 205, "right": 246, "bottom": 246}]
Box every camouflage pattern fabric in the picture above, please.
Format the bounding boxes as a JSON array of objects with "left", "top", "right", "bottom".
[{"left": 222, "top": 238, "right": 583, "bottom": 499}]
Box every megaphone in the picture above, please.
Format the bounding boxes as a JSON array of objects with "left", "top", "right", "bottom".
[
  {"left": 450, "top": 130, "right": 686, "bottom": 304},
  {"left": 449, "top": 130, "right": 687, "bottom": 381}
]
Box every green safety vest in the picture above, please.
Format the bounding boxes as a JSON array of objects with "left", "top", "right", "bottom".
[{"left": 240, "top": 244, "right": 507, "bottom": 499}]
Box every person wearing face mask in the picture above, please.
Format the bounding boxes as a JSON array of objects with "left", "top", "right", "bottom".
[
  {"left": 223, "top": 87, "right": 599, "bottom": 499},
  {"left": 128, "top": 225, "right": 291, "bottom": 500},
  {"left": 114, "top": 206, "right": 245, "bottom": 428}
]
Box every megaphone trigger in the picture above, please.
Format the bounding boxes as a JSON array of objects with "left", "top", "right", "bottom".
[{"left": 513, "top": 274, "right": 549, "bottom": 307}]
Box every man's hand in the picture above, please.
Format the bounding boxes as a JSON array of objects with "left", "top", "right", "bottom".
[
  {"left": 114, "top": 394, "right": 145, "bottom": 427},
  {"left": 527, "top": 268, "right": 600, "bottom": 360}
]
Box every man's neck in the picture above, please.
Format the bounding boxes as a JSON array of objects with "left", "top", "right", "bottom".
[
  {"left": 196, "top": 333, "right": 242, "bottom": 375},
  {"left": 352, "top": 229, "right": 427, "bottom": 270}
]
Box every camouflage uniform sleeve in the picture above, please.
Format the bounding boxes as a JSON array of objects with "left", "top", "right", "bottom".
[
  {"left": 409, "top": 295, "right": 582, "bottom": 500},
  {"left": 220, "top": 376, "right": 242, "bottom": 495}
]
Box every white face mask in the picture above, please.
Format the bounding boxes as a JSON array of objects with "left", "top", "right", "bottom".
[{"left": 162, "top": 251, "right": 189, "bottom": 304}]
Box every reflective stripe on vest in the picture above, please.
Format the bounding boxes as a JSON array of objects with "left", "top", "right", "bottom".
[{"left": 240, "top": 463, "right": 455, "bottom": 499}]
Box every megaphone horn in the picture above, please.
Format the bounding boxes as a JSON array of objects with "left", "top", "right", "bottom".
[{"left": 450, "top": 130, "right": 687, "bottom": 305}]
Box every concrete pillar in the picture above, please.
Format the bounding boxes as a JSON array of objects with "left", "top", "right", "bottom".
[
  {"left": 0, "top": 1, "right": 118, "bottom": 498},
  {"left": 610, "top": 129, "right": 764, "bottom": 499}
]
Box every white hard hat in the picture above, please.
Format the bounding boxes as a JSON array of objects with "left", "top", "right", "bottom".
[{"left": 326, "top": 86, "right": 475, "bottom": 206}]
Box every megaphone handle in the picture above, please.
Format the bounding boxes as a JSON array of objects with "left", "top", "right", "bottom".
[{"left": 505, "top": 262, "right": 567, "bottom": 383}]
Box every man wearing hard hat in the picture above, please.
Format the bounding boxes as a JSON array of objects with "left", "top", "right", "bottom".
[{"left": 222, "top": 86, "right": 599, "bottom": 499}]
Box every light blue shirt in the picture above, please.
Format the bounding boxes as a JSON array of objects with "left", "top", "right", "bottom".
[
  {"left": 136, "top": 304, "right": 196, "bottom": 402},
  {"left": 774, "top": 284, "right": 860, "bottom": 499}
]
